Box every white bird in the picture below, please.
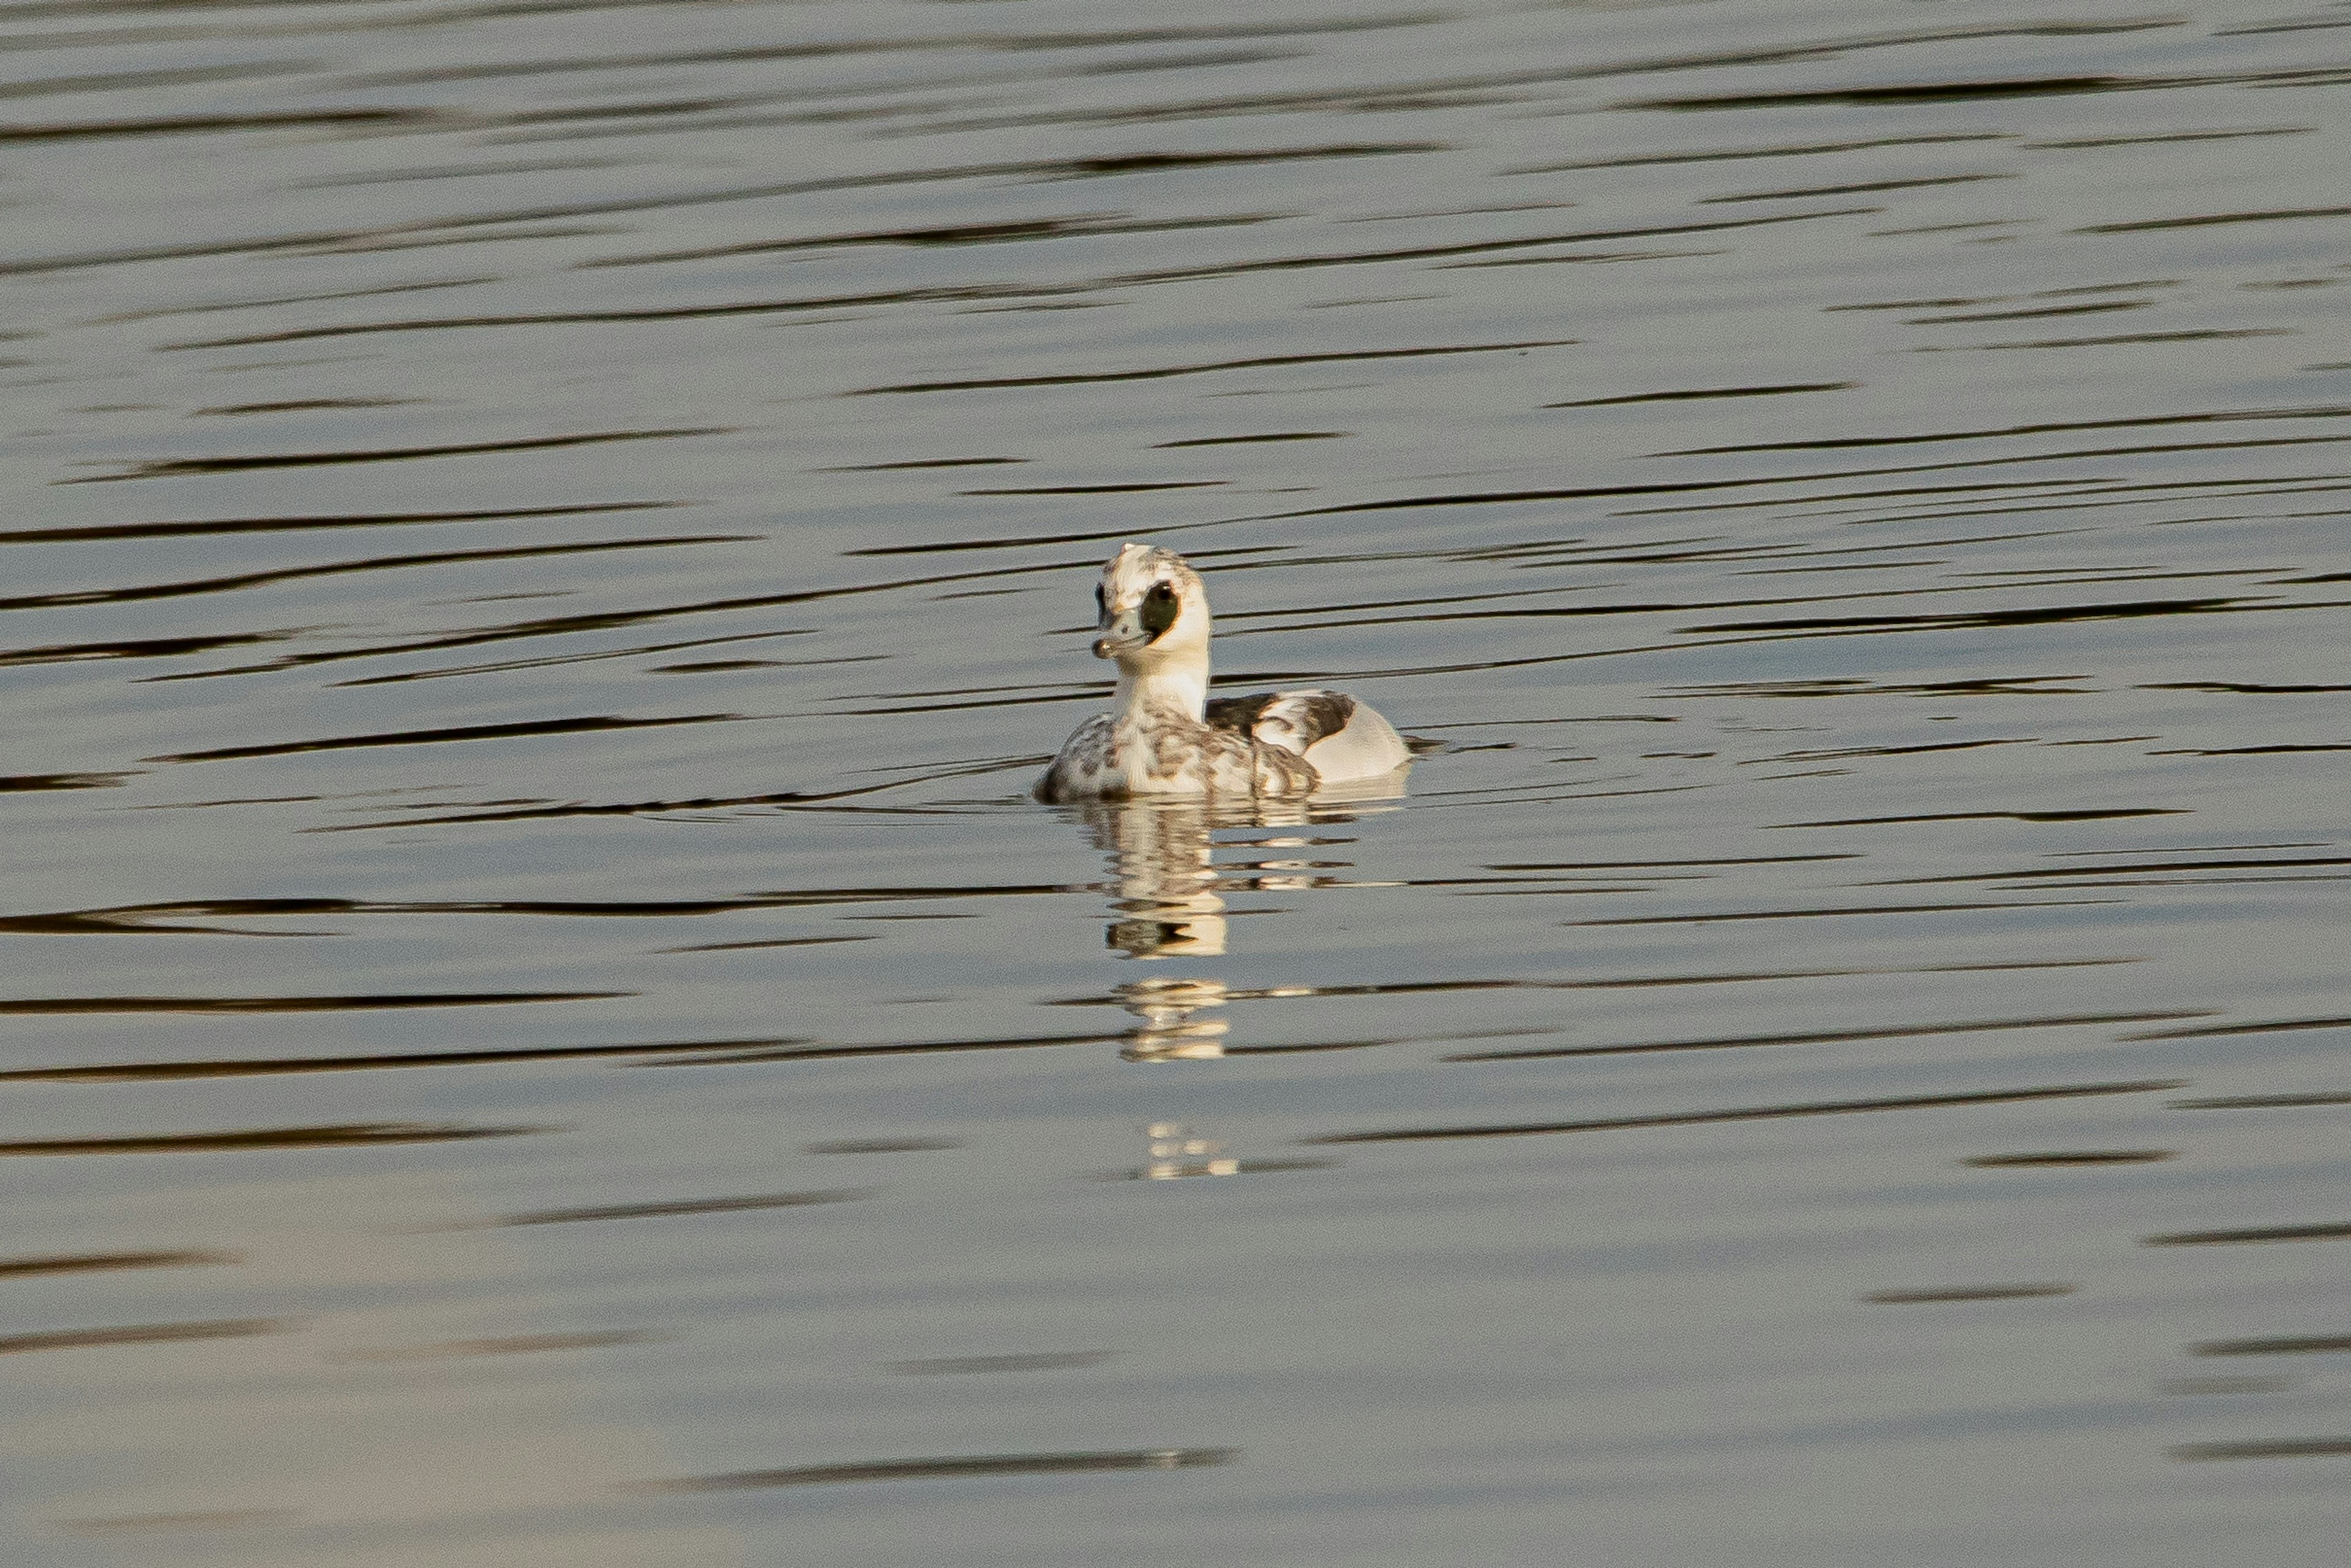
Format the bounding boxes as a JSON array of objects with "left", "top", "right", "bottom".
[{"left": 1037, "top": 542, "right": 1411, "bottom": 802}]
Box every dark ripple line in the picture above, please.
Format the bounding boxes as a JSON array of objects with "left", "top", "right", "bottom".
[
  {"left": 0, "top": 108, "right": 435, "bottom": 143},
  {"left": 1053, "top": 957, "right": 2138, "bottom": 1009},
  {"left": 651, "top": 1446, "right": 1236, "bottom": 1490},
  {"left": 98, "top": 272, "right": 502, "bottom": 326},
  {"left": 509, "top": 73, "right": 1289, "bottom": 141},
  {"left": 1484, "top": 854, "right": 1853, "bottom": 870},
  {"left": 160, "top": 287, "right": 1051, "bottom": 348},
  {"left": 1742, "top": 737, "right": 2030, "bottom": 764},
  {"left": 52, "top": 1504, "right": 298, "bottom": 1532},
  {"left": 2150, "top": 742, "right": 2351, "bottom": 756},
  {"left": 847, "top": 339, "right": 1574, "bottom": 395},
  {"left": 1620, "top": 67, "right": 2303, "bottom": 113},
  {"left": 1155, "top": 430, "right": 1352, "bottom": 446},
  {"left": 848, "top": 522, "right": 1226, "bottom": 555},
  {"left": 1569, "top": 899, "right": 2116, "bottom": 927},
  {"left": 1447, "top": 1010, "right": 2205, "bottom": 1061},
  {"left": 0, "top": 628, "right": 296, "bottom": 672},
  {"left": 1908, "top": 299, "right": 2148, "bottom": 324},
  {"left": 1963, "top": 1150, "right": 2174, "bottom": 1167},
  {"left": 2195, "top": 1335, "right": 2351, "bottom": 1357},
  {"left": 66, "top": 426, "right": 726, "bottom": 484},
  {"left": 1679, "top": 672, "right": 2096, "bottom": 698},
  {"left": 904, "top": 20, "right": 2183, "bottom": 133},
  {"left": 2028, "top": 126, "right": 2314, "bottom": 149},
  {"left": 0, "top": 1318, "right": 289, "bottom": 1355},
  {"left": 338, "top": 16, "right": 1438, "bottom": 86},
  {"left": 1921, "top": 328, "right": 2294, "bottom": 353},
  {"left": 1, "top": 885, "right": 1080, "bottom": 935},
  {"left": 2172, "top": 1092, "right": 2351, "bottom": 1109},
  {"left": 0, "top": 61, "right": 315, "bottom": 102},
  {"left": 674, "top": 1032, "right": 1113, "bottom": 1064},
  {"left": 0, "top": 1248, "right": 238, "bottom": 1277},
  {"left": 1550, "top": 381, "right": 1854, "bottom": 407},
  {"left": 0, "top": 1123, "right": 549, "bottom": 1155},
  {"left": 1705, "top": 172, "right": 2015, "bottom": 204},
  {"left": 1794, "top": 808, "right": 2192, "bottom": 828},
  {"left": 310, "top": 757, "right": 1039, "bottom": 830},
  {"left": 192, "top": 397, "right": 423, "bottom": 417},
  {"left": 888, "top": 1351, "right": 1111, "bottom": 1375},
  {"left": 2219, "top": 12, "right": 2351, "bottom": 34},
  {"left": 340, "top": 1330, "right": 650, "bottom": 1360},
  {"left": 2171, "top": 1436, "right": 2351, "bottom": 1461},
  {"left": 1629, "top": 72, "right": 2072, "bottom": 103},
  {"left": 2145, "top": 1221, "right": 2351, "bottom": 1247},
  {"left": 487, "top": 1189, "right": 870, "bottom": 1228},
  {"left": 2128, "top": 1015, "right": 2351, "bottom": 1040},
  {"left": 1434, "top": 243, "right": 1731, "bottom": 272},
  {"left": 962, "top": 481, "right": 1226, "bottom": 495},
  {"left": 0, "top": 772, "right": 132, "bottom": 793},
  {"left": 1659, "top": 402, "right": 2351, "bottom": 457},
  {"left": 2082, "top": 204, "right": 2351, "bottom": 234},
  {"left": 0, "top": 992, "right": 621, "bottom": 1013},
  {"left": 143, "top": 712, "right": 739, "bottom": 765},
  {"left": 2001, "top": 873, "right": 2351, "bottom": 890},
  {"left": 826, "top": 456, "right": 1029, "bottom": 470},
  {"left": 1864, "top": 1283, "right": 2075, "bottom": 1304},
  {"left": 1309, "top": 1079, "right": 2185, "bottom": 1144},
  {"left": 1098, "top": 205, "right": 1878, "bottom": 285},
  {"left": 0, "top": 1036, "right": 806, "bottom": 1083},
  {"left": 1739, "top": 484, "right": 2351, "bottom": 532},
  {"left": 1898, "top": 857, "right": 2351, "bottom": 887},
  {"left": 0, "top": 501, "right": 686, "bottom": 547},
  {"left": 585, "top": 209, "right": 1288, "bottom": 269},
  {"left": 330, "top": 626, "right": 825, "bottom": 688},
  {"left": 1684, "top": 595, "right": 2255, "bottom": 636},
  {"left": 1622, "top": 470, "right": 2306, "bottom": 520},
  {"left": 0, "top": 535, "right": 744, "bottom": 614},
  {"left": 1507, "top": 131, "right": 2006, "bottom": 173}
]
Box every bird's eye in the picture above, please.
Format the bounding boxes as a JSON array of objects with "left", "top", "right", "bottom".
[{"left": 1141, "top": 580, "right": 1180, "bottom": 639}]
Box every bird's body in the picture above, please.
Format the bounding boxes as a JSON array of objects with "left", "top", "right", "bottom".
[{"left": 1037, "top": 544, "right": 1411, "bottom": 802}]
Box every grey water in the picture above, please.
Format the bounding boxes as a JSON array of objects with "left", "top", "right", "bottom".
[{"left": 2, "top": 0, "right": 2348, "bottom": 1562}]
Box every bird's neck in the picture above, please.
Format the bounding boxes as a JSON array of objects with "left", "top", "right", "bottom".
[{"left": 1116, "top": 655, "right": 1209, "bottom": 723}]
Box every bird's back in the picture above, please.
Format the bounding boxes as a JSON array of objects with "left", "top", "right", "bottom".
[{"left": 1207, "top": 689, "right": 1409, "bottom": 785}]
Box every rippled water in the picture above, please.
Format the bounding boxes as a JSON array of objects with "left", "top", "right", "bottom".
[{"left": 6, "top": 0, "right": 2349, "bottom": 1561}]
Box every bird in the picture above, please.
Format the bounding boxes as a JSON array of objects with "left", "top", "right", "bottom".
[{"left": 1036, "top": 542, "right": 1411, "bottom": 802}]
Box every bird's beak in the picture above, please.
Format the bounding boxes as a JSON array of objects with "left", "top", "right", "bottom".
[{"left": 1092, "top": 604, "right": 1151, "bottom": 659}]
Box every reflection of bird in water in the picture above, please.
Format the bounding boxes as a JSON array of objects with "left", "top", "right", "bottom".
[
  {"left": 1141, "top": 1122, "right": 1239, "bottom": 1179},
  {"left": 1038, "top": 542, "right": 1411, "bottom": 803},
  {"left": 1117, "top": 978, "right": 1230, "bottom": 1061},
  {"left": 1079, "top": 793, "right": 1340, "bottom": 961},
  {"left": 1084, "top": 795, "right": 1251, "bottom": 960},
  {"left": 1074, "top": 795, "right": 1388, "bottom": 1057}
]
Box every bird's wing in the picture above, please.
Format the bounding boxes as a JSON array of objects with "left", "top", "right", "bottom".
[{"left": 1204, "top": 690, "right": 1358, "bottom": 756}]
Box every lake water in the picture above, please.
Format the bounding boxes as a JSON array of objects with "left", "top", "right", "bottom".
[{"left": 4, "top": 0, "right": 2348, "bottom": 1562}]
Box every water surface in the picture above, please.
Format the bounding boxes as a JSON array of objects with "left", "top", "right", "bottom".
[{"left": 4, "top": 0, "right": 2348, "bottom": 1562}]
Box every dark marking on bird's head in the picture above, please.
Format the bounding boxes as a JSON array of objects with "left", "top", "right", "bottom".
[{"left": 1141, "top": 580, "right": 1180, "bottom": 640}]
